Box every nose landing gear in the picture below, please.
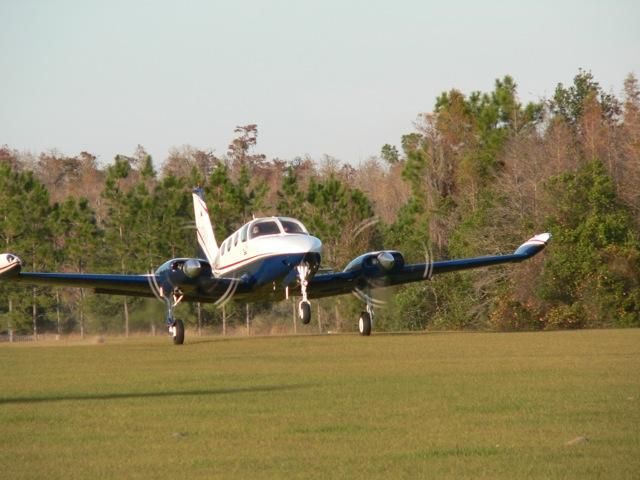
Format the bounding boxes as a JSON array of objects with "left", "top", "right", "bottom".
[{"left": 297, "top": 263, "right": 312, "bottom": 325}]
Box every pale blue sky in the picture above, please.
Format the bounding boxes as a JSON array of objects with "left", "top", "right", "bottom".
[{"left": 1, "top": 0, "right": 639, "bottom": 166}]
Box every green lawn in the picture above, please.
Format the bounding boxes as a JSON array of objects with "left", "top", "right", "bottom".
[{"left": 1, "top": 330, "right": 639, "bottom": 479}]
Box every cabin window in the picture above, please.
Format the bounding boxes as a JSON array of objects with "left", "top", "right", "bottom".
[
  {"left": 280, "top": 219, "right": 306, "bottom": 234},
  {"left": 220, "top": 241, "right": 226, "bottom": 256},
  {"left": 249, "top": 220, "right": 281, "bottom": 239},
  {"left": 240, "top": 224, "right": 248, "bottom": 242},
  {"left": 227, "top": 239, "right": 232, "bottom": 252},
  {"left": 234, "top": 232, "right": 239, "bottom": 246}
]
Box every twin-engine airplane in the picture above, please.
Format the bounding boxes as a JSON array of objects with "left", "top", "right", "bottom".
[{"left": 0, "top": 189, "right": 550, "bottom": 344}]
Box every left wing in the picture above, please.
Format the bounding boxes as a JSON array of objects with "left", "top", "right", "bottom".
[
  {"left": 0, "top": 254, "right": 249, "bottom": 303},
  {"left": 308, "top": 233, "right": 551, "bottom": 299},
  {"left": 0, "top": 254, "right": 157, "bottom": 297}
]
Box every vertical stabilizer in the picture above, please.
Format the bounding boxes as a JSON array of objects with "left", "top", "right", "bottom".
[{"left": 192, "top": 188, "right": 218, "bottom": 264}]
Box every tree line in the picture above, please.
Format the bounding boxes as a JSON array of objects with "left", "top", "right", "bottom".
[{"left": 1, "top": 70, "right": 639, "bottom": 337}]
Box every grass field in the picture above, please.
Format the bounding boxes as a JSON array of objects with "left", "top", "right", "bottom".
[{"left": 1, "top": 330, "right": 639, "bottom": 479}]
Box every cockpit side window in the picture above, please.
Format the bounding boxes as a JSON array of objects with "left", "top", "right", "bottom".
[
  {"left": 240, "top": 224, "right": 248, "bottom": 242},
  {"left": 279, "top": 219, "right": 306, "bottom": 234},
  {"left": 249, "top": 220, "right": 281, "bottom": 239}
]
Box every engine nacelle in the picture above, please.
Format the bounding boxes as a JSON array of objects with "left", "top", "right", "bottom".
[
  {"left": 182, "top": 259, "right": 203, "bottom": 278},
  {"left": 343, "top": 251, "right": 405, "bottom": 274},
  {"left": 156, "top": 258, "right": 211, "bottom": 286}
]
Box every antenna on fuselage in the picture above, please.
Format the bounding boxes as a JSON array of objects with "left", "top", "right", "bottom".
[{"left": 192, "top": 187, "right": 219, "bottom": 265}]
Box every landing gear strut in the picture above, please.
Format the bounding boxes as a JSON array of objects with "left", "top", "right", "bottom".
[{"left": 297, "top": 263, "right": 312, "bottom": 325}]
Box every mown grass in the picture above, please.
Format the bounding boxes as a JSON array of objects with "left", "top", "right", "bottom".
[{"left": 1, "top": 329, "right": 639, "bottom": 479}]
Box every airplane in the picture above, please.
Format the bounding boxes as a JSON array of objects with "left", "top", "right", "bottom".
[{"left": 0, "top": 188, "right": 551, "bottom": 344}]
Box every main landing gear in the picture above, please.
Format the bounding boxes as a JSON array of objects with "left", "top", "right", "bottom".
[
  {"left": 295, "top": 260, "right": 376, "bottom": 336},
  {"left": 165, "top": 291, "right": 185, "bottom": 345},
  {"left": 297, "top": 263, "right": 312, "bottom": 325},
  {"left": 170, "top": 319, "right": 185, "bottom": 345},
  {"left": 358, "top": 302, "right": 374, "bottom": 336}
]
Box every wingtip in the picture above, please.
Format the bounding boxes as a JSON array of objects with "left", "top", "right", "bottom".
[
  {"left": 514, "top": 232, "right": 552, "bottom": 257},
  {"left": 0, "top": 253, "right": 22, "bottom": 278},
  {"left": 531, "top": 232, "right": 552, "bottom": 244}
]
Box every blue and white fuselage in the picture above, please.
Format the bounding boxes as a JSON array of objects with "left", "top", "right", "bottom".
[
  {"left": 190, "top": 189, "right": 321, "bottom": 298},
  {"left": 212, "top": 216, "right": 322, "bottom": 288}
]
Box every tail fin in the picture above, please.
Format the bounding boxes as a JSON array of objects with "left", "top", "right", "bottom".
[{"left": 192, "top": 188, "right": 218, "bottom": 264}]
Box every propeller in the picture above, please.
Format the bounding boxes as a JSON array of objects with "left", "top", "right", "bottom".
[
  {"left": 349, "top": 216, "right": 389, "bottom": 308},
  {"left": 213, "top": 275, "right": 240, "bottom": 308},
  {"left": 349, "top": 216, "right": 435, "bottom": 308},
  {"left": 179, "top": 219, "right": 241, "bottom": 308},
  {"left": 421, "top": 241, "right": 434, "bottom": 280},
  {"left": 146, "top": 269, "right": 165, "bottom": 303}
]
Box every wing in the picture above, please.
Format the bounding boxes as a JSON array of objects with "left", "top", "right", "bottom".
[
  {"left": 308, "top": 233, "right": 551, "bottom": 299},
  {"left": 0, "top": 254, "right": 249, "bottom": 303},
  {"left": 6, "top": 271, "right": 157, "bottom": 298}
]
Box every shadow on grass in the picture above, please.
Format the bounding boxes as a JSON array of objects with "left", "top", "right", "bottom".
[{"left": 0, "top": 383, "right": 314, "bottom": 405}]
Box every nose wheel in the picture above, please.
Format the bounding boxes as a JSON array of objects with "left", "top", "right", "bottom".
[{"left": 299, "top": 301, "right": 312, "bottom": 324}]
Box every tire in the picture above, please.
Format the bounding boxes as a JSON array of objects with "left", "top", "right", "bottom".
[
  {"left": 172, "top": 319, "right": 185, "bottom": 345},
  {"left": 300, "top": 301, "right": 312, "bottom": 325},
  {"left": 358, "top": 311, "right": 371, "bottom": 336}
]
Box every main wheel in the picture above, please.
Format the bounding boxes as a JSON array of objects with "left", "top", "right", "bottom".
[
  {"left": 299, "top": 301, "right": 312, "bottom": 325},
  {"left": 172, "top": 319, "right": 185, "bottom": 345},
  {"left": 358, "top": 311, "right": 371, "bottom": 336}
]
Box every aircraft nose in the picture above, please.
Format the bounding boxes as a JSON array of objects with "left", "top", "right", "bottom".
[
  {"left": 307, "top": 235, "right": 322, "bottom": 254},
  {"left": 288, "top": 234, "right": 322, "bottom": 255}
]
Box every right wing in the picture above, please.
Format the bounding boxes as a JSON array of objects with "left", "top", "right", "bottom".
[{"left": 308, "top": 233, "right": 551, "bottom": 299}]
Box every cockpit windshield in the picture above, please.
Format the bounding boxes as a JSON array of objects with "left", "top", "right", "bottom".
[
  {"left": 279, "top": 218, "right": 306, "bottom": 234},
  {"left": 246, "top": 218, "right": 309, "bottom": 239},
  {"left": 249, "top": 220, "right": 281, "bottom": 239}
]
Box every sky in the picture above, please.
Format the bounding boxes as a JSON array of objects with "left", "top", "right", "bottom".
[{"left": 1, "top": 0, "right": 639, "bottom": 166}]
